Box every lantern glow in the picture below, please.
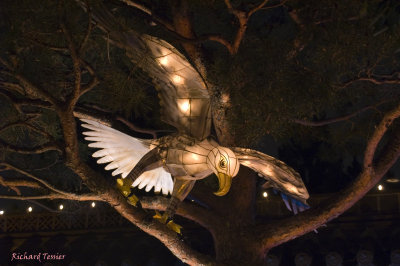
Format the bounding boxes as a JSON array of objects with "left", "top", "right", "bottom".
[
  {"left": 27, "top": 206, "right": 33, "bottom": 212},
  {"left": 159, "top": 57, "right": 168, "bottom": 66},
  {"left": 177, "top": 99, "right": 191, "bottom": 115},
  {"left": 172, "top": 75, "right": 184, "bottom": 85}
]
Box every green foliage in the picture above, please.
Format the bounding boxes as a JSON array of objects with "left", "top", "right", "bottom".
[{"left": 206, "top": 0, "right": 400, "bottom": 149}]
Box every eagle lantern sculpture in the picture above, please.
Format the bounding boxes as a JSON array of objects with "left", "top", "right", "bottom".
[{"left": 81, "top": 35, "right": 309, "bottom": 233}]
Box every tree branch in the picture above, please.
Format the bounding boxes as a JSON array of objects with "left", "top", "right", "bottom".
[
  {"left": 340, "top": 75, "right": 400, "bottom": 89},
  {"left": 79, "top": 0, "right": 93, "bottom": 53},
  {"left": 78, "top": 59, "right": 99, "bottom": 97},
  {"left": 118, "top": 0, "right": 175, "bottom": 31},
  {"left": 0, "top": 176, "right": 42, "bottom": 189},
  {"left": 0, "top": 116, "right": 63, "bottom": 153},
  {"left": 222, "top": 0, "right": 270, "bottom": 55},
  {"left": 0, "top": 193, "right": 101, "bottom": 201},
  {"left": 0, "top": 57, "right": 60, "bottom": 106},
  {"left": 363, "top": 103, "right": 400, "bottom": 168},
  {"left": 27, "top": 37, "right": 69, "bottom": 52},
  {"left": 0, "top": 90, "right": 52, "bottom": 113},
  {"left": 1, "top": 162, "right": 72, "bottom": 196},
  {"left": 0, "top": 81, "right": 25, "bottom": 95},
  {"left": 293, "top": 101, "right": 387, "bottom": 127},
  {"left": 74, "top": 104, "right": 165, "bottom": 139},
  {"left": 0, "top": 140, "right": 61, "bottom": 154},
  {"left": 60, "top": 22, "right": 82, "bottom": 107},
  {"left": 140, "top": 196, "right": 220, "bottom": 231}
]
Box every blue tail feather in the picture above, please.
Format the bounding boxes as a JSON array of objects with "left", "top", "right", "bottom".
[
  {"left": 280, "top": 193, "right": 292, "bottom": 211},
  {"left": 280, "top": 192, "right": 309, "bottom": 214}
]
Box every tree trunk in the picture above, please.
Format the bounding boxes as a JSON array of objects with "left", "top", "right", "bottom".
[
  {"left": 204, "top": 167, "right": 264, "bottom": 265},
  {"left": 213, "top": 231, "right": 269, "bottom": 266}
]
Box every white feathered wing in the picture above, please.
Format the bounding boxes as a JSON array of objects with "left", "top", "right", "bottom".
[{"left": 81, "top": 119, "right": 173, "bottom": 195}]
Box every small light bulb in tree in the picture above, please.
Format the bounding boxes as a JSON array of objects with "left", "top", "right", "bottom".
[
  {"left": 263, "top": 191, "right": 268, "bottom": 198},
  {"left": 59, "top": 204, "right": 64, "bottom": 210},
  {"left": 0, "top": 210, "right": 4, "bottom": 215},
  {"left": 27, "top": 206, "right": 33, "bottom": 213},
  {"left": 91, "top": 202, "right": 96, "bottom": 208},
  {"left": 378, "top": 184, "right": 383, "bottom": 191}
]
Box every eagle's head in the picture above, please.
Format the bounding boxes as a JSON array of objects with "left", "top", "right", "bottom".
[{"left": 207, "top": 146, "right": 240, "bottom": 196}]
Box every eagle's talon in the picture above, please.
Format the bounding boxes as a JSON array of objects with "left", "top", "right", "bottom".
[
  {"left": 153, "top": 211, "right": 182, "bottom": 234},
  {"left": 127, "top": 194, "right": 139, "bottom": 207},
  {"left": 153, "top": 211, "right": 168, "bottom": 224},
  {"left": 116, "top": 178, "right": 132, "bottom": 197},
  {"left": 167, "top": 220, "right": 182, "bottom": 234}
]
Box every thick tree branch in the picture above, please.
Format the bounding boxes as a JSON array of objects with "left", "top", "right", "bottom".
[
  {"left": 140, "top": 196, "right": 220, "bottom": 231},
  {"left": 60, "top": 22, "right": 82, "bottom": 107}
]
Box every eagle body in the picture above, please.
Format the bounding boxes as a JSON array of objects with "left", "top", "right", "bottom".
[{"left": 152, "top": 135, "right": 217, "bottom": 180}]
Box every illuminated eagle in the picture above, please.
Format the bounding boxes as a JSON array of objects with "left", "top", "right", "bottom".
[{"left": 81, "top": 34, "right": 309, "bottom": 233}]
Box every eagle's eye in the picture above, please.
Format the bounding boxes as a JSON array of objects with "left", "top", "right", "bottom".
[{"left": 219, "top": 158, "right": 227, "bottom": 168}]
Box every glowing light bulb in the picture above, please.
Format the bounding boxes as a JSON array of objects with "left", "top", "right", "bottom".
[
  {"left": 0, "top": 210, "right": 4, "bottom": 215},
  {"left": 159, "top": 57, "right": 169, "bottom": 66},
  {"left": 172, "top": 75, "right": 184, "bottom": 85},
  {"left": 27, "top": 206, "right": 33, "bottom": 213},
  {"left": 59, "top": 204, "right": 64, "bottom": 210},
  {"left": 91, "top": 202, "right": 96, "bottom": 208},
  {"left": 262, "top": 191, "right": 268, "bottom": 198},
  {"left": 179, "top": 100, "right": 190, "bottom": 113},
  {"left": 378, "top": 184, "right": 383, "bottom": 191}
]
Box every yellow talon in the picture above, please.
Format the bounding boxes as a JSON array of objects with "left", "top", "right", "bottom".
[
  {"left": 116, "top": 178, "right": 124, "bottom": 187},
  {"left": 153, "top": 211, "right": 168, "bottom": 224},
  {"left": 127, "top": 194, "right": 139, "bottom": 207},
  {"left": 153, "top": 211, "right": 182, "bottom": 234},
  {"left": 167, "top": 220, "right": 182, "bottom": 234},
  {"left": 116, "top": 178, "right": 132, "bottom": 196}
]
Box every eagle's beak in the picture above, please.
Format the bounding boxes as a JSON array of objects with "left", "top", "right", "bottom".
[{"left": 214, "top": 173, "right": 232, "bottom": 196}]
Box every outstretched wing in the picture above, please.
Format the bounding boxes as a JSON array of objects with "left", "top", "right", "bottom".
[
  {"left": 82, "top": 2, "right": 211, "bottom": 138},
  {"left": 128, "top": 35, "right": 212, "bottom": 140},
  {"left": 231, "top": 147, "right": 309, "bottom": 214},
  {"left": 81, "top": 119, "right": 173, "bottom": 195}
]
